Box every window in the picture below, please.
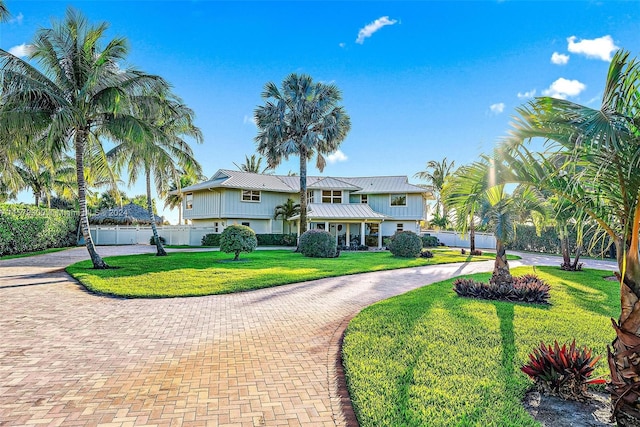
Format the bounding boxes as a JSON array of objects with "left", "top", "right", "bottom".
[
  {"left": 322, "top": 190, "right": 342, "bottom": 204},
  {"left": 360, "top": 194, "right": 368, "bottom": 204},
  {"left": 390, "top": 194, "right": 407, "bottom": 206},
  {"left": 214, "top": 222, "right": 219, "bottom": 233},
  {"left": 396, "top": 223, "right": 404, "bottom": 232},
  {"left": 241, "top": 222, "right": 250, "bottom": 227},
  {"left": 307, "top": 190, "right": 315, "bottom": 204},
  {"left": 241, "top": 190, "right": 261, "bottom": 202},
  {"left": 367, "top": 223, "right": 379, "bottom": 235},
  {"left": 185, "top": 193, "right": 193, "bottom": 210}
]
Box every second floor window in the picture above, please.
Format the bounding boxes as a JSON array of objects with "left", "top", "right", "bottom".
[
  {"left": 307, "top": 190, "right": 315, "bottom": 203},
  {"left": 242, "top": 190, "right": 261, "bottom": 202},
  {"left": 390, "top": 194, "right": 407, "bottom": 206},
  {"left": 185, "top": 193, "right": 193, "bottom": 210},
  {"left": 322, "top": 190, "right": 342, "bottom": 204},
  {"left": 361, "top": 194, "right": 368, "bottom": 204}
]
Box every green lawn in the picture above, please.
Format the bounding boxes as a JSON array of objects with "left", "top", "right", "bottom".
[
  {"left": 66, "top": 248, "right": 510, "bottom": 298},
  {"left": 0, "top": 247, "right": 68, "bottom": 260},
  {"left": 342, "top": 266, "right": 618, "bottom": 427}
]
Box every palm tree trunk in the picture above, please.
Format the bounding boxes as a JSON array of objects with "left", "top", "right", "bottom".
[
  {"left": 490, "top": 239, "right": 512, "bottom": 285},
  {"left": 147, "top": 168, "right": 167, "bottom": 256},
  {"left": 570, "top": 246, "right": 582, "bottom": 270},
  {"left": 178, "top": 202, "right": 182, "bottom": 225},
  {"left": 34, "top": 192, "right": 40, "bottom": 207},
  {"left": 75, "top": 130, "right": 108, "bottom": 269},
  {"left": 299, "top": 148, "right": 308, "bottom": 235},
  {"left": 469, "top": 219, "right": 476, "bottom": 252},
  {"left": 560, "top": 235, "right": 571, "bottom": 269}
]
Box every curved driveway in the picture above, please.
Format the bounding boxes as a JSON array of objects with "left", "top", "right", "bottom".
[{"left": 0, "top": 247, "right": 617, "bottom": 427}]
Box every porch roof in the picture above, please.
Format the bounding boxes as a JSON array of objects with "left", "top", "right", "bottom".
[{"left": 288, "top": 203, "right": 387, "bottom": 221}]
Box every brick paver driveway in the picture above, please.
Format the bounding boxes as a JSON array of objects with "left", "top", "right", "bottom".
[{"left": 0, "top": 247, "right": 617, "bottom": 426}]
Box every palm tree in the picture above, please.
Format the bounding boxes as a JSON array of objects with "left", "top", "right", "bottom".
[
  {"left": 0, "top": 1, "right": 9, "bottom": 22},
  {"left": 274, "top": 199, "right": 300, "bottom": 234},
  {"left": 502, "top": 50, "right": 640, "bottom": 424},
  {"left": 108, "top": 94, "right": 202, "bottom": 256},
  {"left": 414, "top": 158, "right": 456, "bottom": 219},
  {"left": 0, "top": 8, "right": 169, "bottom": 268},
  {"left": 164, "top": 172, "right": 203, "bottom": 225},
  {"left": 254, "top": 73, "right": 351, "bottom": 234},
  {"left": 234, "top": 154, "right": 273, "bottom": 174}
]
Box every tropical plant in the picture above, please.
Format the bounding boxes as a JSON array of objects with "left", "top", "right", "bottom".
[
  {"left": 219, "top": 224, "right": 257, "bottom": 261},
  {"left": 0, "top": 1, "right": 9, "bottom": 22},
  {"left": 521, "top": 340, "right": 605, "bottom": 401},
  {"left": 273, "top": 198, "right": 300, "bottom": 234},
  {"left": 388, "top": 231, "right": 423, "bottom": 258},
  {"left": 453, "top": 274, "right": 550, "bottom": 304},
  {"left": 298, "top": 229, "right": 336, "bottom": 258},
  {"left": 500, "top": 50, "right": 640, "bottom": 423},
  {"left": 164, "top": 171, "right": 203, "bottom": 225},
  {"left": 0, "top": 8, "right": 170, "bottom": 268},
  {"left": 414, "top": 157, "right": 455, "bottom": 219},
  {"left": 254, "top": 73, "right": 351, "bottom": 234},
  {"left": 233, "top": 154, "right": 272, "bottom": 174}
]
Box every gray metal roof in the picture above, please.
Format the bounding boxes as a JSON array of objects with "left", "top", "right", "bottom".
[
  {"left": 179, "top": 169, "right": 429, "bottom": 195},
  {"left": 288, "top": 203, "right": 387, "bottom": 221}
]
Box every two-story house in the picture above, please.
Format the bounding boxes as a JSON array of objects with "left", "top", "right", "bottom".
[{"left": 180, "top": 169, "right": 430, "bottom": 247}]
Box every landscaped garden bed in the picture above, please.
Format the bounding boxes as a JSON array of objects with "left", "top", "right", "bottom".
[{"left": 342, "top": 266, "right": 616, "bottom": 426}]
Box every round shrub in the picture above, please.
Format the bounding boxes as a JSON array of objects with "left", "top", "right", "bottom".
[
  {"left": 388, "top": 231, "right": 422, "bottom": 258},
  {"left": 220, "top": 225, "right": 257, "bottom": 260},
  {"left": 299, "top": 229, "right": 336, "bottom": 258}
]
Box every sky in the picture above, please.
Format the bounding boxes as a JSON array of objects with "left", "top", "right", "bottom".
[{"left": 2, "top": 1, "right": 639, "bottom": 224}]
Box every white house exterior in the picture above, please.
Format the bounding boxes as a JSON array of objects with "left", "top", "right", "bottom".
[{"left": 179, "top": 169, "right": 430, "bottom": 247}]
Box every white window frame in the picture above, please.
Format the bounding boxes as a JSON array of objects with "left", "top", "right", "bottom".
[
  {"left": 307, "top": 190, "right": 315, "bottom": 204},
  {"left": 241, "top": 190, "right": 261, "bottom": 202},
  {"left": 390, "top": 194, "right": 407, "bottom": 207},
  {"left": 360, "top": 194, "right": 368, "bottom": 204},
  {"left": 322, "top": 190, "right": 342, "bottom": 204},
  {"left": 396, "top": 223, "right": 404, "bottom": 232},
  {"left": 185, "top": 193, "right": 193, "bottom": 210}
]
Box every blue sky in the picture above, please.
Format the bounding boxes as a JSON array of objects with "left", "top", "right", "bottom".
[{"left": 2, "top": 1, "right": 639, "bottom": 223}]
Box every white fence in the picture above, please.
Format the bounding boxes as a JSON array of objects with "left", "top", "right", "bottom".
[
  {"left": 90, "top": 226, "right": 215, "bottom": 246},
  {"left": 423, "top": 229, "right": 496, "bottom": 249}
]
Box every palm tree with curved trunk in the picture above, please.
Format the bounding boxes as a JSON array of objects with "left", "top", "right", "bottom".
[
  {"left": 415, "top": 157, "right": 455, "bottom": 220},
  {"left": 108, "top": 94, "right": 202, "bottom": 256},
  {"left": 0, "top": 8, "right": 169, "bottom": 268},
  {"left": 254, "top": 73, "right": 351, "bottom": 234},
  {"left": 234, "top": 154, "right": 273, "bottom": 174},
  {"left": 274, "top": 199, "right": 300, "bottom": 234},
  {"left": 501, "top": 50, "right": 640, "bottom": 424}
]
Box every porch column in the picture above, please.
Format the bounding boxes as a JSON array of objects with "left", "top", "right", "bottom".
[
  {"left": 346, "top": 224, "right": 350, "bottom": 247},
  {"left": 361, "top": 222, "right": 366, "bottom": 246},
  {"left": 378, "top": 223, "right": 383, "bottom": 248},
  {"left": 325, "top": 221, "right": 329, "bottom": 231}
]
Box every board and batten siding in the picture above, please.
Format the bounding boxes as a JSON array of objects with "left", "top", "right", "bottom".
[
  {"left": 183, "top": 190, "right": 221, "bottom": 220},
  {"left": 222, "top": 189, "right": 295, "bottom": 219},
  {"left": 365, "top": 193, "right": 424, "bottom": 219}
]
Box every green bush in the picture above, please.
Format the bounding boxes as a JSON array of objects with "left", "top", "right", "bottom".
[
  {"left": 201, "top": 233, "right": 221, "bottom": 246},
  {"left": 219, "top": 225, "right": 257, "bottom": 260},
  {"left": 0, "top": 204, "right": 79, "bottom": 256},
  {"left": 149, "top": 235, "right": 166, "bottom": 245},
  {"left": 299, "top": 229, "right": 336, "bottom": 258},
  {"left": 421, "top": 234, "right": 439, "bottom": 247},
  {"left": 256, "top": 233, "right": 297, "bottom": 246},
  {"left": 388, "top": 231, "right": 422, "bottom": 258}
]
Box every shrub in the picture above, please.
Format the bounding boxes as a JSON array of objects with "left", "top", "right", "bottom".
[
  {"left": 149, "top": 235, "right": 166, "bottom": 245},
  {"left": 521, "top": 340, "right": 605, "bottom": 401},
  {"left": 299, "top": 229, "right": 336, "bottom": 258},
  {"left": 256, "top": 233, "right": 297, "bottom": 246},
  {"left": 219, "top": 225, "right": 257, "bottom": 260},
  {"left": 470, "top": 249, "right": 483, "bottom": 256},
  {"left": 421, "top": 234, "right": 439, "bottom": 247},
  {"left": 453, "top": 274, "right": 551, "bottom": 304},
  {"left": 461, "top": 248, "right": 467, "bottom": 255},
  {"left": 388, "top": 231, "right": 422, "bottom": 258},
  {"left": 201, "top": 233, "right": 221, "bottom": 246},
  {"left": 419, "top": 250, "right": 433, "bottom": 258}
]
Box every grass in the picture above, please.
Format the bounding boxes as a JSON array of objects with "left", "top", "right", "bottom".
[
  {"left": 0, "top": 247, "right": 68, "bottom": 260},
  {"left": 66, "top": 248, "right": 514, "bottom": 298},
  {"left": 342, "top": 266, "right": 618, "bottom": 427}
]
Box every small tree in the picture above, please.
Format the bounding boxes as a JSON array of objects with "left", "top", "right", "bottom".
[{"left": 220, "top": 225, "right": 257, "bottom": 261}]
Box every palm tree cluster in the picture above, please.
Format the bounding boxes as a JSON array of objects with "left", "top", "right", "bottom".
[{"left": 0, "top": 8, "right": 202, "bottom": 265}]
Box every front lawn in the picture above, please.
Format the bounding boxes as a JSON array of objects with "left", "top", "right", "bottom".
[
  {"left": 66, "top": 248, "right": 506, "bottom": 298},
  {"left": 342, "top": 266, "right": 618, "bottom": 427}
]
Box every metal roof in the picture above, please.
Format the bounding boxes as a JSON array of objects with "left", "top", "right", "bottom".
[
  {"left": 308, "top": 177, "right": 360, "bottom": 190},
  {"left": 288, "top": 203, "right": 387, "bottom": 221}
]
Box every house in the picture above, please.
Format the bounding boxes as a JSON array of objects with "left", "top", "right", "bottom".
[{"left": 179, "top": 169, "right": 430, "bottom": 247}]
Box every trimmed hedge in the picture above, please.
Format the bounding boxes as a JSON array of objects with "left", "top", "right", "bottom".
[
  {"left": 299, "top": 229, "right": 337, "bottom": 258},
  {"left": 508, "top": 224, "right": 614, "bottom": 257},
  {"left": 388, "top": 231, "right": 423, "bottom": 258},
  {"left": 256, "top": 233, "right": 297, "bottom": 246},
  {"left": 421, "top": 234, "right": 439, "bottom": 247},
  {"left": 201, "top": 233, "right": 221, "bottom": 246},
  {"left": 0, "top": 204, "right": 79, "bottom": 256}
]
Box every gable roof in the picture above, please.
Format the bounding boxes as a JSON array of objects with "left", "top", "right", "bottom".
[{"left": 179, "top": 169, "right": 428, "bottom": 195}]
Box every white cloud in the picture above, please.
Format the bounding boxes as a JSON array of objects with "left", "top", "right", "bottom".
[
  {"left": 356, "top": 16, "right": 397, "bottom": 44},
  {"left": 9, "top": 43, "right": 30, "bottom": 58},
  {"left": 489, "top": 103, "right": 505, "bottom": 114},
  {"left": 551, "top": 52, "right": 569, "bottom": 65},
  {"left": 243, "top": 115, "right": 256, "bottom": 126},
  {"left": 327, "top": 150, "right": 348, "bottom": 164},
  {"left": 9, "top": 12, "right": 23, "bottom": 25},
  {"left": 517, "top": 89, "right": 536, "bottom": 99},
  {"left": 542, "top": 78, "right": 586, "bottom": 99},
  {"left": 339, "top": 42, "right": 346, "bottom": 48},
  {"left": 567, "top": 35, "right": 619, "bottom": 61}
]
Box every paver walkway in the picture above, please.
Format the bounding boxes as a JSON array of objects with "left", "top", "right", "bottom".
[{"left": 0, "top": 247, "right": 617, "bottom": 427}]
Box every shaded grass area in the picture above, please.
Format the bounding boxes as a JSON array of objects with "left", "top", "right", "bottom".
[
  {"left": 0, "top": 247, "right": 68, "bottom": 260},
  {"left": 342, "top": 266, "right": 618, "bottom": 427},
  {"left": 66, "top": 248, "right": 506, "bottom": 298}
]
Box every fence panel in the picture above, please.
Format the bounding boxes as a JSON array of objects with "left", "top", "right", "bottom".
[
  {"left": 90, "top": 226, "right": 215, "bottom": 246},
  {"left": 423, "top": 229, "right": 496, "bottom": 249}
]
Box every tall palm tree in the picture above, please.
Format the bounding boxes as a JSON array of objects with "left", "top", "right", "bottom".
[
  {"left": 233, "top": 154, "right": 273, "bottom": 174},
  {"left": 0, "top": 8, "right": 169, "bottom": 268},
  {"left": 164, "top": 172, "right": 203, "bottom": 225},
  {"left": 254, "top": 73, "right": 351, "bottom": 234},
  {"left": 0, "top": 1, "right": 9, "bottom": 22},
  {"left": 502, "top": 50, "right": 640, "bottom": 424},
  {"left": 108, "top": 94, "right": 202, "bottom": 256},
  {"left": 414, "top": 157, "right": 455, "bottom": 219},
  {"left": 274, "top": 199, "right": 300, "bottom": 234}
]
